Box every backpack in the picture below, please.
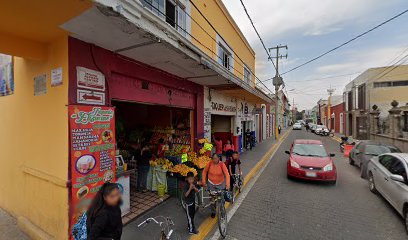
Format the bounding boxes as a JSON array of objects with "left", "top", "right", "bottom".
[{"left": 72, "top": 212, "right": 87, "bottom": 240}]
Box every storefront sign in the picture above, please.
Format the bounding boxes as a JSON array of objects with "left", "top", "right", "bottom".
[
  {"left": 204, "top": 108, "right": 211, "bottom": 140},
  {"left": 69, "top": 105, "right": 116, "bottom": 236},
  {"left": 0, "top": 53, "right": 14, "bottom": 96},
  {"left": 211, "top": 102, "right": 237, "bottom": 113},
  {"left": 77, "top": 89, "right": 105, "bottom": 105},
  {"left": 77, "top": 66, "right": 105, "bottom": 91},
  {"left": 237, "top": 101, "right": 255, "bottom": 121}
]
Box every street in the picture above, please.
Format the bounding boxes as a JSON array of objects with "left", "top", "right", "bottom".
[{"left": 224, "top": 129, "right": 407, "bottom": 240}]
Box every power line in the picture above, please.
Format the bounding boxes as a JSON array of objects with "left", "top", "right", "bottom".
[
  {"left": 187, "top": 0, "right": 274, "bottom": 94},
  {"left": 281, "top": 9, "right": 408, "bottom": 75},
  {"left": 238, "top": 0, "right": 278, "bottom": 72}
]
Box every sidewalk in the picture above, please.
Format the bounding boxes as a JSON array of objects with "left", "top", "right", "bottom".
[
  {"left": 122, "top": 132, "right": 285, "bottom": 240},
  {"left": 0, "top": 209, "right": 29, "bottom": 240}
]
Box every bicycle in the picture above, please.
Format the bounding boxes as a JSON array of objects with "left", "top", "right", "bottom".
[
  {"left": 137, "top": 216, "right": 181, "bottom": 240},
  {"left": 179, "top": 188, "right": 228, "bottom": 238},
  {"left": 231, "top": 173, "right": 243, "bottom": 203}
]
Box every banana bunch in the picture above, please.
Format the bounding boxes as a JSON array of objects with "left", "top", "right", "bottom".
[
  {"left": 151, "top": 158, "right": 173, "bottom": 170},
  {"left": 187, "top": 151, "right": 197, "bottom": 162},
  {"left": 198, "top": 138, "right": 209, "bottom": 144},
  {"left": 193, "top": 155, "right": 211, "bottom": 169},
  {"left": 169, "top": 164, "right": 197, "bottom": 176}
]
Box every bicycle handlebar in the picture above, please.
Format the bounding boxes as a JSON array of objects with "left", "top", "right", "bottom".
[{"left": 137, "top": 217, "right": 159, "bottom": 228}]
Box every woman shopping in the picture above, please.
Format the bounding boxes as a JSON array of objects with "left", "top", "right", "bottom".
[{"left": 202, "top": 154, "right": 230, "bottom": 218}]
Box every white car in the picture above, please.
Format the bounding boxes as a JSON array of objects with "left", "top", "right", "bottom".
[
  {"left": 293, "top": 123, "right": 302, "bottom": 130},
  {"left": 367, "top": 153, "right": 408, "bottom": 232}
]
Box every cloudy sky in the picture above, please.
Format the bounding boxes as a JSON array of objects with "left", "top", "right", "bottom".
[{"left": 222, "top": 0, "right": 408, "bottom": 109}]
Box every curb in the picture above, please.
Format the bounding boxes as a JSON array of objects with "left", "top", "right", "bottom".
[{"left": 190, "top": 130, "right": 292, "bottom": 240}]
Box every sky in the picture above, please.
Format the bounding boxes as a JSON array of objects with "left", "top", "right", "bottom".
[{"left": 221, "top": 0, "right": 408, "bottom": 110}]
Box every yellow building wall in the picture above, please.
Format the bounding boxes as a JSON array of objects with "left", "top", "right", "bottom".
[
  {"left": 0, "top": 36, "right": 69, "bottom": 239},
  {"left": 190, "top": 0, "right": 256, "bottom": 83}
]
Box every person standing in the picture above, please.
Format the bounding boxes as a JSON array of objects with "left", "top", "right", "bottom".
[
  {"left": 87, "top": 183, "right": 123, "bottom": 240},
  {"left": 213, "top": 136, "right": 223, "bottom": 161},
  {"left": 223, "top": 139, "right": 234, "bottom": 160},
  {"left": 137, "top": 144, "right": 152, "bottom": 192},
  {"left": 183, "top": 172, "right": 200, "bottom": 235},
  {"left": 202, "top": 154, "right": 230, "bottom": 218},
  {"left": 245, "top": 129, "right": 252, "bottom": 150},
  {"left": 278, "top": 125, "right": 282, "bottom": 135},
  {"left": 226, "top": 151, "right": 241, "bottom": 191}
]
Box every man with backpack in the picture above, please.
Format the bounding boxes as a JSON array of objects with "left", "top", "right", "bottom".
[{"left": 202, "top": 154, "right": 230, "bottom": 218}]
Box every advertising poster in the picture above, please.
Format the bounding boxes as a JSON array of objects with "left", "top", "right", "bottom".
[
  {"left": 0, "top": 53, "right": 14, "bottom": 96},
  {"left": 69, "top": 105, "right": 116, "bottom": 236}
]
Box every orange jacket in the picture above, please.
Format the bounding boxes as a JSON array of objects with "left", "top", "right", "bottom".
[{"left": 202, "top": 161, "right": 230, "bottom": 188}]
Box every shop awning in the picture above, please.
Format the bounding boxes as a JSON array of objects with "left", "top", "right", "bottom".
[{"left": 61, "top": 1, "right": 273, "bottom": 104}]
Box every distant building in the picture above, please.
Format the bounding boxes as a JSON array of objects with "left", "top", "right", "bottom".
[
  {"left": 329, "top": 95, "right": 345, "bottom": 134},
  {"left": 343, "top": 64, "right": 408, "bottom": 139}
]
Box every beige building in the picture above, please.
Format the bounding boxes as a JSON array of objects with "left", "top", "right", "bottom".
[{"left": 343, "top": 64, "right": 408, "bottom": 139}]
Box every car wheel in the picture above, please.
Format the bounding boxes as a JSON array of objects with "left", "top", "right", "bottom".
[
  {"left": 349, "top": 157, "right": 354, "bottom": 166},
  {"left": 368, "top": 172, "right": 378, "bottom": 194},
  {"left": 329, "top": 180, "right": 336, "bottom": 185}
]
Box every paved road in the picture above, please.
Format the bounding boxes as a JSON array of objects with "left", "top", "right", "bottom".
[{"left": 225, "top": 130, "right": 407, "bottom": 240}]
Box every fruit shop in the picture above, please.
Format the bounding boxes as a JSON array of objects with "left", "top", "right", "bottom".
[{"left": 68, "top": 38, "right": 206, "bottom": 225}]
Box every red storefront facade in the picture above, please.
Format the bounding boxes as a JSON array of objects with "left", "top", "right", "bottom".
[
  {"left": 68, "top": 37, "right": 204, "bottom": 137},
  {"left": 331, "top": 102, "right": 345, "bottom": 134}
]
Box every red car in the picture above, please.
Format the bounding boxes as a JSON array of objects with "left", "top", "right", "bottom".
[{"left": 286, "top": 139, "right": 337, "bottom": 184}]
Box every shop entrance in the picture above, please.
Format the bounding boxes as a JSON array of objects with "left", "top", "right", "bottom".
[
  {"left": 211, "top": 114, "right": 233, "bottom": 158},
  {"left": 241, "top": 121, "right": 253, "bottom": 152},
  {"left": 113, "top": 100, "right": 193, "bottom": 224}
]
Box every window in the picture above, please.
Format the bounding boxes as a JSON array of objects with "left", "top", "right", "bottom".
[
  {"left": 379, "top": 155, "right": 397, "bottom": 170},
  {"left": 220, "top": 46, "right": 231, "bottom": 70},
  {"left": 292, "top": 144, "right": 328, "bottom": 158},
  {"left": 374, "top": 82, "right": 392, "bottom": 88},
  {"left": 373, "top": 80, "right": 408, "bottom": 88},
  {"left": 142, "top": 0, "right": 187, "bottom": 36},
  {"left": 216, "top": 34, "right": 234, "bottom": 72},
  {"left": 142, "top": 0, "right": 165, "bottom": 18},
  {"left": 389, "top": 160, "right": 406, "bottom": 176},
  {"left": 243, "top": 65, "right": 251, "bottom": 83},
  {"left": 347, "top": 92, "right": 352, "bottom": 111},
  {"left": 357, "top": 84, "right": 366, "bottom": 110},
  {"left": 165, "top": 0, "right": 176, "bottom": 27},
  {"left": 364, "top": 145, "right": 401, "bottom": 156}
]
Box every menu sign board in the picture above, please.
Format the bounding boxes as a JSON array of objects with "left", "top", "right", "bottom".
[{"left": 68, "top": 105, "right": 116, "bottom": 236}]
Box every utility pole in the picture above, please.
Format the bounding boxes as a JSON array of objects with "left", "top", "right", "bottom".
[
  {"left": 327, "top": 86, "right": 335, "bottom": 130},
  {"left": 293, "top": 98, "right": 296, "bottom": 123},
  {"left": 269, "top": 45, "right": 287, "bottom": 140}
]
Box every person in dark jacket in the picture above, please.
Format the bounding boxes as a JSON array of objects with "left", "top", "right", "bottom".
[
  {"left": 87, "top": 182, "right": 123, "bottom": 240},
  {"left": 137, "top": 144, "right": 152, "bottom": 192}
]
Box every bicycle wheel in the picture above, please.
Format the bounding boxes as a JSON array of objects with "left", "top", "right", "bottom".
[
  {"left": 169, "top": 230, "right": 182, "bottom": 240},
  {"left": 231, "top": 186, "right": 235, "bottom": 204},
  {"left": 217, "top": 201, "right": 228, "bottom": 238}
]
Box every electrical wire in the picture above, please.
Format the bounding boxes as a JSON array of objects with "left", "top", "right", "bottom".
[
  {"left": 238, "top": 0, "right": 278, "bottom": 72},
  {"left": 141, "top": 0, "right": 275, "bottom": 95},
  {"left": 281, "top": 9, "right": 408, "bottom": 75},
  {"left": 187, "top": 0, "right": 274, "bottom": 95}
]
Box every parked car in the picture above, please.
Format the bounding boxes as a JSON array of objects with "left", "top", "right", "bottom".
[
  {"left": 315, "top": 125, "right": 329, "bottom": 136},
  {"left": 349, "top": 141, "right": 401, "bottom": 179},
  {"left": 286, "top": 139, "right": 337, "bottom": 184},
  {"left": 293, "top": 123, "right": 302, "bottom": 130},
  {"left": 367, "top": 153, "right": 408, "bottom": 233},
  {"left": 310, "top": 124, "right": 317, "bottom": 133}
]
